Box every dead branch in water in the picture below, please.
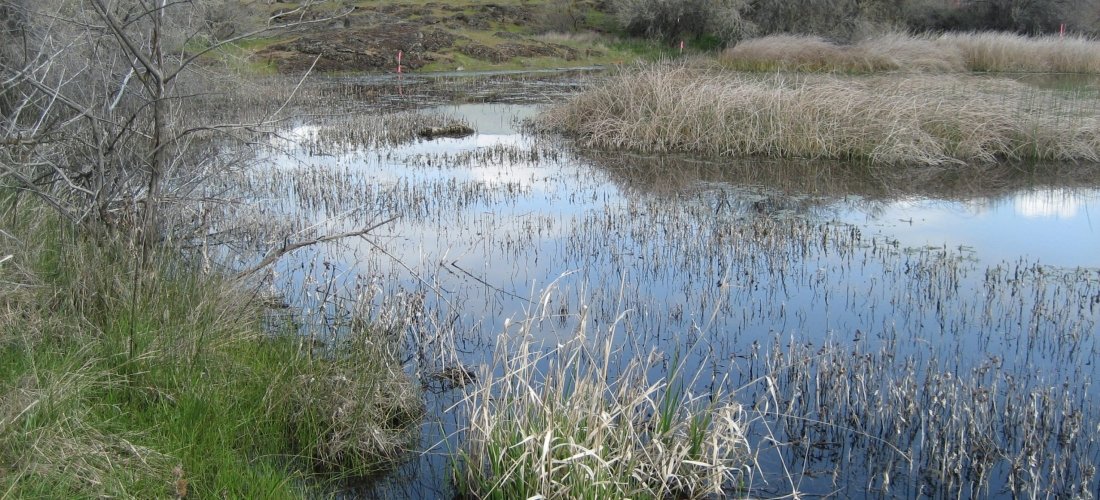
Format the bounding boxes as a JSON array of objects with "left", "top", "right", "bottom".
[{"left": 233, "top": 216, "right": 398, "bottom": 280}]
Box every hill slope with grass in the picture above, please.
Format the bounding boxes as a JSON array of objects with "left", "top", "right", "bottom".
[{"left": 227, "top": 0, "right": 662, "bottom": 73}]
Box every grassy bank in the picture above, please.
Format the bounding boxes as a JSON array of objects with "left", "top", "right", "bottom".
[
  {"left": 539, "top": 64, "right": 1100, "bottom": 166},
  {"left": 0, "top": 197, "right": 422, "bottom": 497},
  {"left": 453, "top": 298, "right": 750, "bottom": 499},
  {"left": 721, "top": 32, "right": 1100, "bottom": 74}
]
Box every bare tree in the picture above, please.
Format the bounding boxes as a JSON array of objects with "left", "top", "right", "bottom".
[
  {"left": 613, "top": 0, "right": 754, "bottom": 45},
  {"left": 748, "top": 0, "right": 864, "bottom": 40},
  {"left": 0, "top": 0, "right": 343, "bottom": 257}
]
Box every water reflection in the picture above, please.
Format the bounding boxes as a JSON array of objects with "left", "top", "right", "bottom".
[
  {"left": 583, "top": 148, "right": 1100, "bottom": 268},
  {"left": 241, "top": 100, "right": 1100, "bottom": 498},
  {"left": 842, "top": 189, "right": 1099, "bottom": 267},
  {"left": 1015, "top": 187, "right": 1090, "bottom": 218}
]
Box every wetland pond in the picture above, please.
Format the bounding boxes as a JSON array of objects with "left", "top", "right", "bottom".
[{"left": 234, "top": 74, "right": 1100, "bottom": 498}]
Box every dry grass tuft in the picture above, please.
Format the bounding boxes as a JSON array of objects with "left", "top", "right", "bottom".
[
  {"left": 854, "top": 32, "right": 966, "bottom": 72},
  {"left": 721, "top": 32, "right": 1100, "bottom": 74},
  {"left": 941, "top": 32, "right": 1100, "bottom": 73},
  {"left": 290, "top": 326, "right": 424, "bottom": 473},
  {"left": 455, "top": 297, "right": 750, "bottom": 498},
  {"left": 722, "top": 34, "right": 870, "bottom": 72},
  {"left": 539, "top": 64, "right": 1100, "bottom": 166}
]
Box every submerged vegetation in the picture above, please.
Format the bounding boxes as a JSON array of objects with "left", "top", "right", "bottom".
[
  {"left": 762, "top": 334, "right": 1099, "bottom": 498},
  {"left": 5, "top": 0, "right": 1100, "bottom": 497},
  {"left": 200, "top": 80, "right": 1100, "bottom": 497},
  {"left": 723, "top": 32, "right": 1100, "bottom": 74},
  {"left": 243, "top": 95, "right": 1099, "bottom": 497},
  {"left": 540, "top": 64, "right": 1100, "bottom": 166}
]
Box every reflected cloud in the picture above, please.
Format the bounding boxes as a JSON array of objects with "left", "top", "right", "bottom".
[
  {"left": 269, "top": 124, "right": 322, "bottom": 148},
  {"left": 1014, "top": 189, "right": 1082, "bottom": 219}
]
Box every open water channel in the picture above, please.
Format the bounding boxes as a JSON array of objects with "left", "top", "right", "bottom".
[{"left": 233, "top": 72, "right": 1100, "bottom": 498}]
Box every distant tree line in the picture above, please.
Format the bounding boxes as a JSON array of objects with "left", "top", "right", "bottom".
[{"left": 612, "top": 0, "right": 1099, "bottom": 45}]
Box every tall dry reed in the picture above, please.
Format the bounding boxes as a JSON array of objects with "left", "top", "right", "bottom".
[
  {"left": 539, "top": 65, "right": 1100, "bottom": 166},
  {"left": 941, "top": 32, "right": 1100, "bottom": 73},
  {"left": 722, "top": 32, "right": 1100, "bottom": 74},
  {"left": 455, "top": 296, "right": 751, "bottom": 498}
]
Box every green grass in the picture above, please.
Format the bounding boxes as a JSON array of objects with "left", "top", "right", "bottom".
[
  {"left": 0, "top": 196, "right": 422, "bottom": 497},
  {"left": 188, "top": 35, "right": 283, "bottom": 75},
  {"left": 416, "top": 28, "right": 673, "bottom": 72}
]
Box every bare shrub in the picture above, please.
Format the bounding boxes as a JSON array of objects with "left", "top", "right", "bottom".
[
  {"left": 747, "top": 0, "right": 863, "bottom": 40},
  {"left": 532, "top": 0, "right": 590, "bottom": 33},
  {"left": 0, "top": 0, "right": 341, "bottom": 251},
  {"left": 202, "top": 0, "right": 266, "bottom": 40}
]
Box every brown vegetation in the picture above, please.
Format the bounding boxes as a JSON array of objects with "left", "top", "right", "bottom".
[
  {"left": 722, "top": 32, "right": 1100, "bottom": 74},
  {"left": 456, "top": 295, "right": 750, "bottom": 498},
  {"left": 539, "top": 64, "right": 1100, "bottom": 166}
]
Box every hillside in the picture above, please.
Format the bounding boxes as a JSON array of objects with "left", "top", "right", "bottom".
[{"left": 229, "top": 0, "right": 659, "bottom": 73}]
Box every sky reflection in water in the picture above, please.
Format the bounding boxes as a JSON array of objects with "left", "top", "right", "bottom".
[
  {"left": 262, "top": 102, "right": 1100, "bottom": 498},
  {"left": 842, "top": 189, "right": 1098, "bottom": 268}
]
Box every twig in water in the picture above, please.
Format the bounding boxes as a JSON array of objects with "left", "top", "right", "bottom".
[{"left": 233, "top": 216, "right": 398, "bottom": 280}]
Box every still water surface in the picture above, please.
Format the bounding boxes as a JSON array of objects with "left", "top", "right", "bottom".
[{"left": 257, "top": 100, "right": 1100, "bottom": 497}]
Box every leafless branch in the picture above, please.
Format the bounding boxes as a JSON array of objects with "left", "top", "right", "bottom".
[
  {"left": 166, "top": 6, "right": 353, "bottom": 84},
  {"left": 233, "top": 216, "right": 399, "bottom": 281}
]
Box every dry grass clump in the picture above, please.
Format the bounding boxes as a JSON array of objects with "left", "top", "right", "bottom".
[
  {"left": 854, "top": 32, "right": 967, "bottom": 72},
  {"left": 941, "top": 32, "right": 1100, "bottom": 73},
  {"left": 721, "top": 32, "right": 1100, "bottom": 74},
  {"left": 539, "top": 64, "right": 1100, "bottom": 166},
  {"left": 455, "top": 303, "right": 750, "bottom": 499},
  {"left": 722, "top": 33, "right": 967, "bottom": 73},
  {"left": 290, "top": 326, "right": 424, "bottom": 474},
  {"left": 723, "top": 34, "right": 878, "bottom": 72}
]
